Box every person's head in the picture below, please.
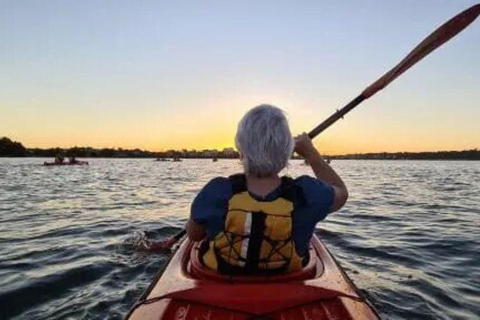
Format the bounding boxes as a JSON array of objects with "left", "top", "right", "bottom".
[{"left": 235, "top": 104, "right": 294, "bottom": 178}]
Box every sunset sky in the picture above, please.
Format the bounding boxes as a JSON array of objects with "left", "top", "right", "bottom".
[{"left": 1, "top": 1, "right": 479, "bottom": 155}]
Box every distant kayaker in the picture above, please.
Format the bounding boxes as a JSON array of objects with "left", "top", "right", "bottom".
[
  {"left": 186, "top": 104, "right": 348, "bottom": 275},
  {"left": 54, "top": 155, "right": 65, "bottom": 164}
]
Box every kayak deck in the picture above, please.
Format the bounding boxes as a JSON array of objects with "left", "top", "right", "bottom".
[{"left": 126, "top": 236, "right": 380, "bottom": 319}]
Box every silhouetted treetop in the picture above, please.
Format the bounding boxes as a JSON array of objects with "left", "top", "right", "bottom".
[{"left": 0, "top": 137, "right": 27, "bottom": 156}]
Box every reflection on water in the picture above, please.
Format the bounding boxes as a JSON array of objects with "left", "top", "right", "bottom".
[{"left": 0, "top": 158, "right": 479, "bottom": 319}]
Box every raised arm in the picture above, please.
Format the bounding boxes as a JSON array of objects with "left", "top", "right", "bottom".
[{"left": 294, "top": 133, "right": 348, "bottom": 212}]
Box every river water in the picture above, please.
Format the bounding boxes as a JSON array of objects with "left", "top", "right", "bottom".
[{"left": 0, "top": 158, "right": 479, "bottom": 319}]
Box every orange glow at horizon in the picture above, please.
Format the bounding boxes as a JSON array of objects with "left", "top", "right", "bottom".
[
  {"left": 6, "top": 118, "right": 478, "bottom": 156},
  {"left": 3, "top": 91, "right": 479, "bottom": 156},
  {"left": 1, "top": 1, "right": 479, "bottom": 156}
]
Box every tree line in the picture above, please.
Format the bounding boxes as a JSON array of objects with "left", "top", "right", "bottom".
[
  {"left": 330, "top": 150, "right": 480, "bottom": 160},
  {"left": 1, "top": 137, "right": 479, "bottom": 160},
  {"left": 0, "top": 137, "right": 239, "bottom": 158}
]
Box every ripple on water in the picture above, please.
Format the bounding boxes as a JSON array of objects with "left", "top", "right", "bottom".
[{"left": 0, "top": 158, "right": 479, "bottom": 319}]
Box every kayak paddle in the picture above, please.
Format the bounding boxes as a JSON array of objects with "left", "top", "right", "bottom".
[
  {"left": 153, "top": 3, "right": 480, "bottom": 251},
  {"left": 309, "top": 3, "right": 480, "bottom": 139}
]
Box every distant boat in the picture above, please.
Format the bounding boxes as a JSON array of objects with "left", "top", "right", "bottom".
[
  {"left": 173, "top": 157, "right": 182, "bottom": 162},
  {"left": 212, "top": 157, "right": 218, "bottom": 162},
  {"left": 43, "top": 161, "right": 88, "bottom": 166}
]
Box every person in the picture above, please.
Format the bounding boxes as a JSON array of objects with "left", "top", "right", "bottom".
[
  {"left": 54, "top": 155, "right": 65, "bottom": 164},
  {"left": 186, "top": 104, "right": 348, "bottom": 275},
  {"left": 69, "top": 156, "right": 77, "bottom": 164}
]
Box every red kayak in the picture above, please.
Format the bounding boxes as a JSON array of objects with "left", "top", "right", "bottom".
[
  {"left": 126, "top": 235, "right": 380, "bottom": 319},
  {"left": 43, "top": 161, "right": 89, "bottom": 166}
]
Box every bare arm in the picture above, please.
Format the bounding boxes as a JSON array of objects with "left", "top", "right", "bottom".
[
  {"left": 294, "top": 133, "right": 348, "bottom": 212},
  {"left": 186, "top": 218, "right": 206, "bottom": 241}
]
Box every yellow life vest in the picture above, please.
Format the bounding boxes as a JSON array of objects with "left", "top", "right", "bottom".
[{"left": 201, "top": 174, "right": 305, "bottom": 275}]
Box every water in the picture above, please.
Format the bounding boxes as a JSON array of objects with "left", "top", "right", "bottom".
[{"left": 0, "top": 158, "right": 479, "bottom": 320}]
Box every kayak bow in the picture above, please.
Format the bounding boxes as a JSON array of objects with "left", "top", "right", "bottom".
[{"left": 126, "top": 235, "right": 380, "bottom": 319}]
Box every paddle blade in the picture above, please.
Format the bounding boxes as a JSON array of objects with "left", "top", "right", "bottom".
[
  {"left": 362, "top": 4, "right": 480, "bottom": 99},
  {"left": 147, "top": 230, "right": 186, "bottom": 252},
  {"left": 140, "top": 237, "right": 178, "bottom": 252}
]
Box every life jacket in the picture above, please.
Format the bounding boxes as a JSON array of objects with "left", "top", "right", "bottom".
[{"left": 200, "top": 174, "right": 306, "bottom": 275}]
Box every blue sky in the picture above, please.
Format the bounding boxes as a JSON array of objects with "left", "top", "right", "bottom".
[{"left": 1, "top": 0, "right": 479, "bottom": 153}]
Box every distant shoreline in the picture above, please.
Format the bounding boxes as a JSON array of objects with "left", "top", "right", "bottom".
[
  {"left": 2, "top": 157, "right": 479, "bottom": 161},
  {"left": 2, "top": 153, "right": 479, "bottom": 161},
  {"left": 327, "top": 150, "right": 480, "bottom": 161},
  {"left": 1, "top": 137, "right": 479, "bottom": 160}
]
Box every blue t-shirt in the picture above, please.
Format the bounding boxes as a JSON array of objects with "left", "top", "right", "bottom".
[{"left": 191, "top": 175, "right": 335, "bottom": 256}]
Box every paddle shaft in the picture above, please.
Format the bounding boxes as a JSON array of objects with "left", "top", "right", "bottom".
[
  {"left": 308, "top": 95, "right": 365, "bottom": 139},
  {"left": 308, "top": 3, "right": 480, "bottom": 139},
  {"left": 173, "top": 229, "right": 187, "bottom": 240}
]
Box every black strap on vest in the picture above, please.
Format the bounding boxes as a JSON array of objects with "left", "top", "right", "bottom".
[
  {"left": 229, "top": 173, "right": 247, "bottom": 194},
  {"left": 245, "top": 209, "right": 265, "bottom": 273}
]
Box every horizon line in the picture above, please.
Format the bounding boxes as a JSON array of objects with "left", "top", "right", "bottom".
[
  {"left": 25, "top": 145, "right": 479, "bottom": 157},
  {"left": 2, "top": 137, "right": 478, "bottom": 157}
]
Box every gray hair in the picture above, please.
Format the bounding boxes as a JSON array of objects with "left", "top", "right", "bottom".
[{"left": 235, "top": 104, "right": 294, "bottom": 177}]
